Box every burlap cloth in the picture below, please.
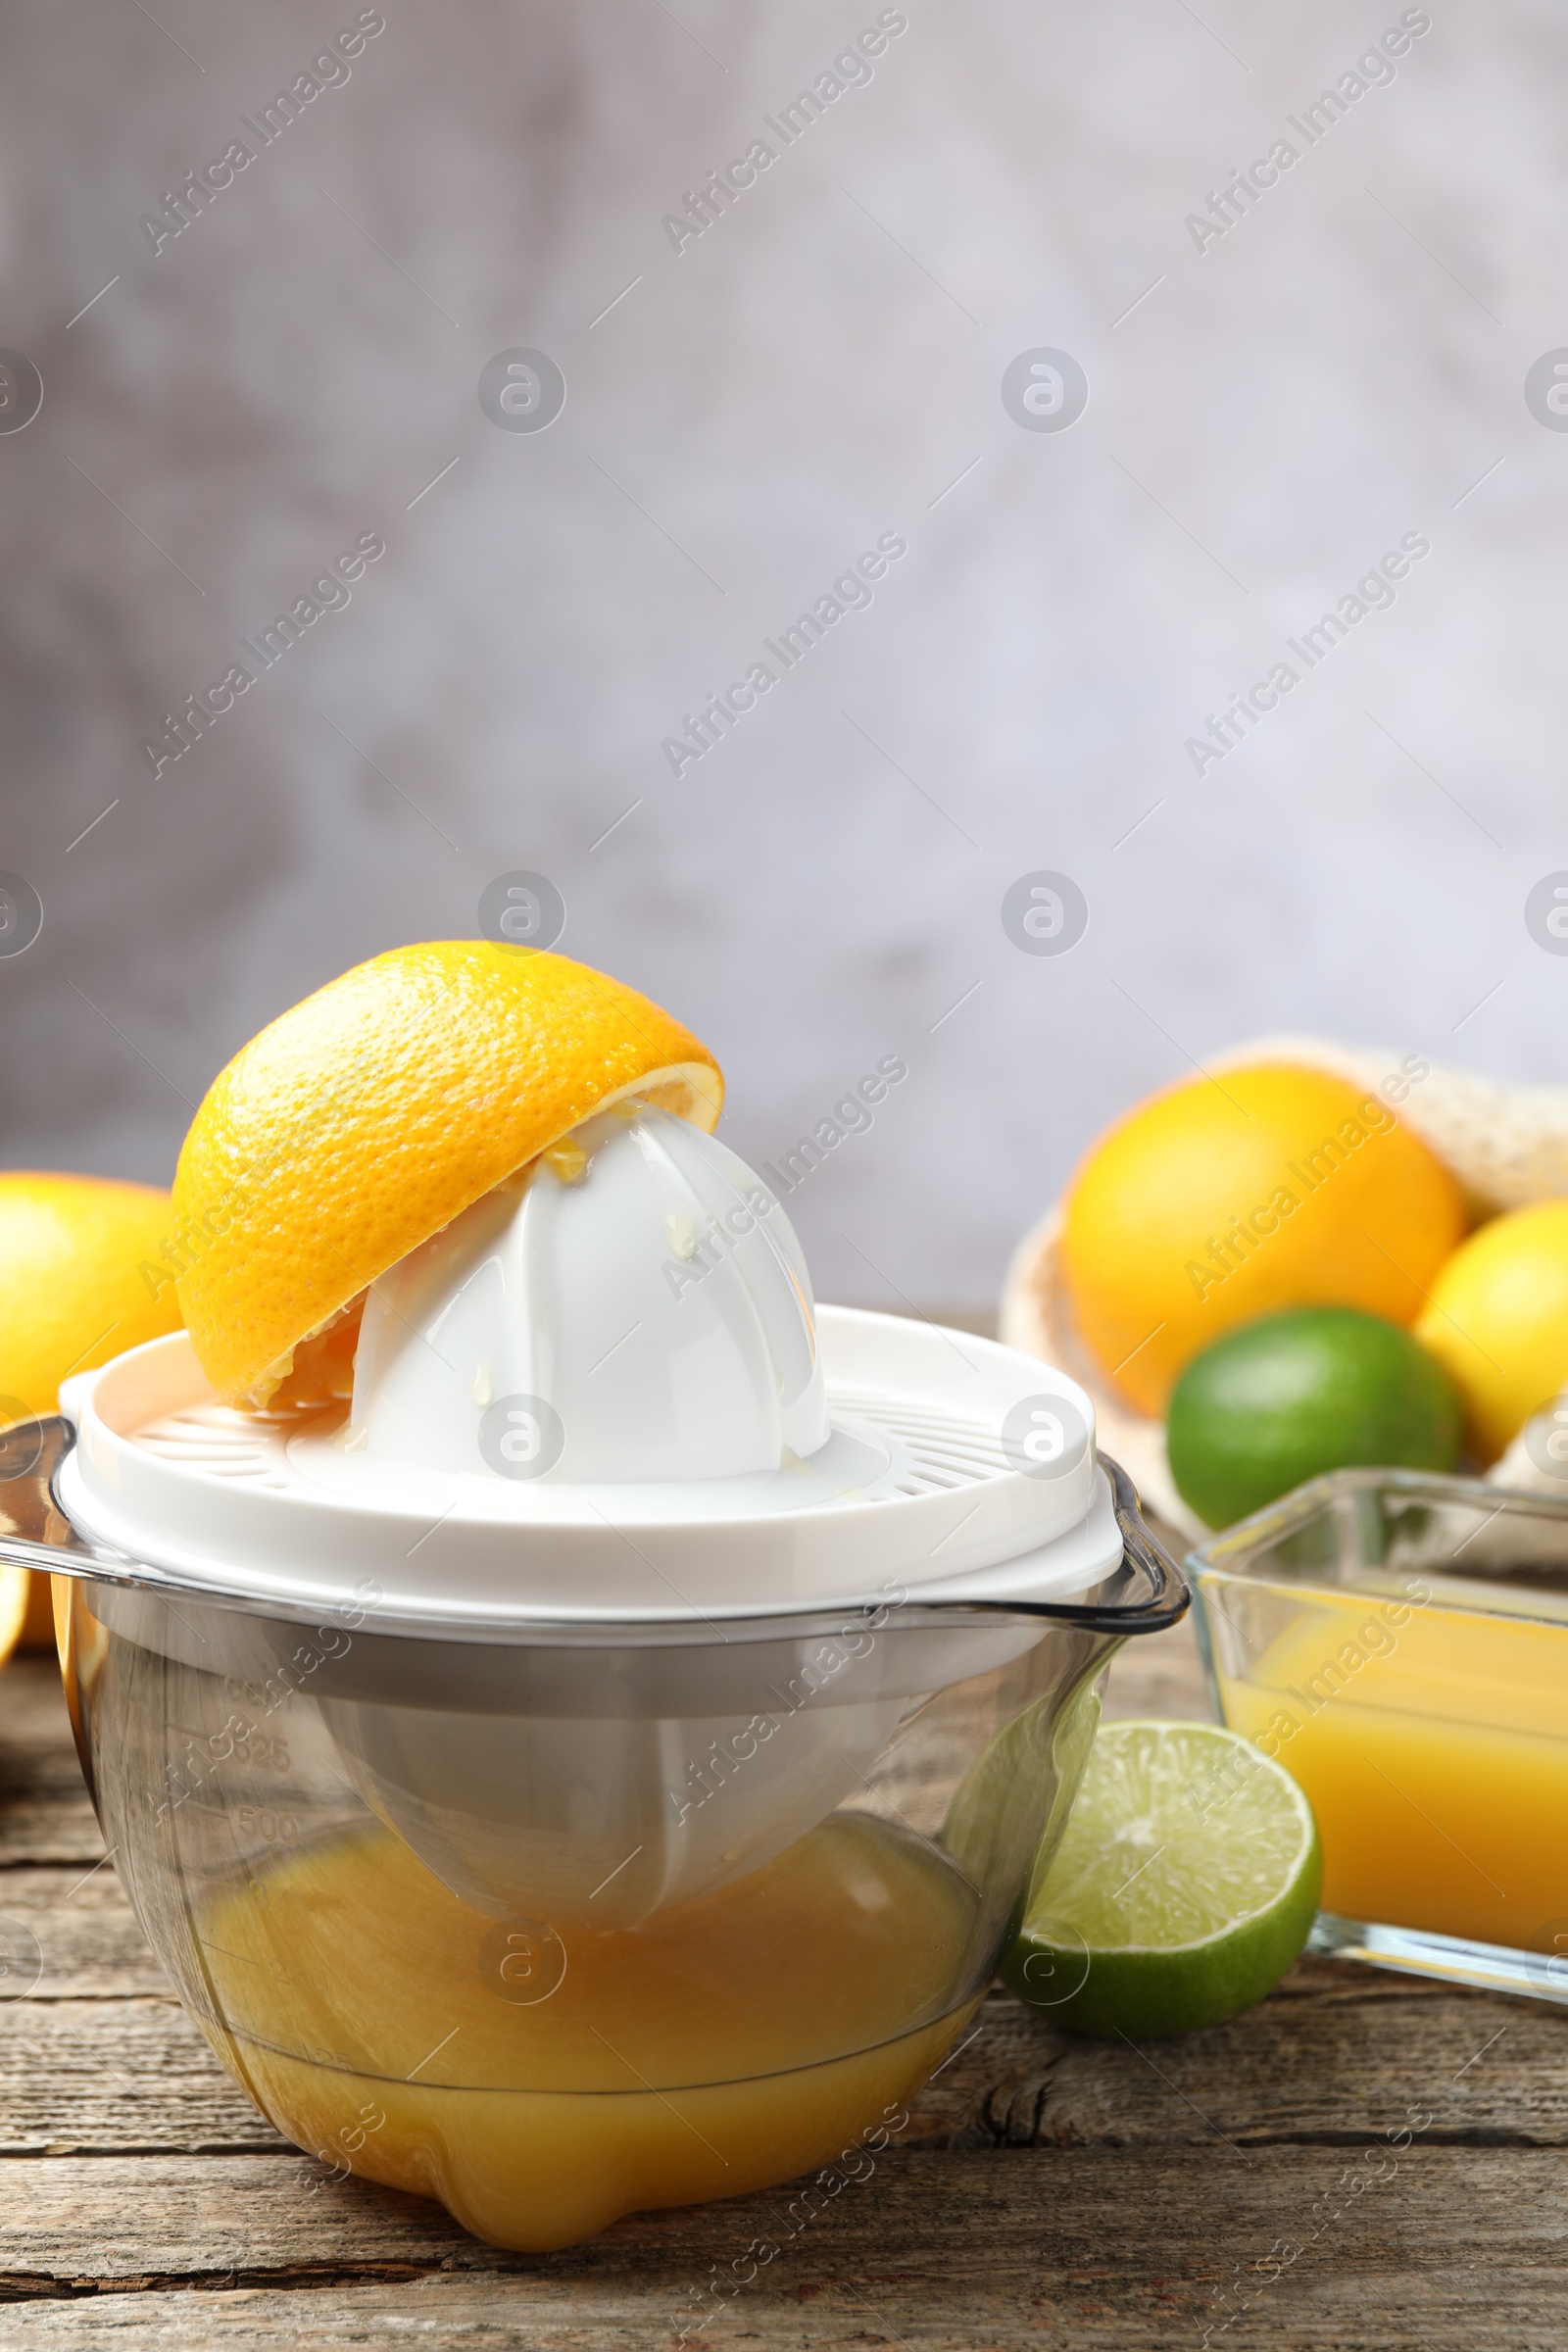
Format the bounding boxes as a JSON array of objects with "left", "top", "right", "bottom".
[{"left": 999, "top": 1037, "right": 1568, "bottom": 1539}]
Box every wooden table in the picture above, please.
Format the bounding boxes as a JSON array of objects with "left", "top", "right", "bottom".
[{"left": 2, "top": 1600, "right": 1564, "bottom": 2347}]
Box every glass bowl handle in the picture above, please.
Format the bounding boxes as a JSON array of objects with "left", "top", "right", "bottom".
[
  {"left": 980, "top": 1454, "right": 1190, "bottom": 1636},
  {"left": 0, "top": 1414, "right": 105, "bottom": 1573}
]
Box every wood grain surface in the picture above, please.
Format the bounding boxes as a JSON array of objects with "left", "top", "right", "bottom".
[{"left": 3, "top": 1544, "right": 1564, "bottom": 2348}]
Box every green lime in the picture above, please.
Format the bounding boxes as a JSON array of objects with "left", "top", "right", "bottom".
[
  {"left": 1165, "top": 1304, "right": 1461, "bottom": 1529},
  {"left": 1003, "top": 1721, "right": 1320, "bottom": 2039}
]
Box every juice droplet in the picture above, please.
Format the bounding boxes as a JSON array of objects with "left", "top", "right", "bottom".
[
  {"left": 472, "top": 1365, "right": 493, "bottom": 1406},
  {"left": 541, "top": 1139, "right": 590, "bottom": 1186},
  {"left": 664, "top": 1214, "right": 698, "bottom": 1260}
]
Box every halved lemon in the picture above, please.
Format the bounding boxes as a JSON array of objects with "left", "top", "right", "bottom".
[{"left": 171, "top": 942, "right": 723, "bottom": 1410}]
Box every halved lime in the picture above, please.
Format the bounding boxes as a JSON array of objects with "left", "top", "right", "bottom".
[{"left": 1003, "top": 1721, "right": 1320, "bottom": 2039}]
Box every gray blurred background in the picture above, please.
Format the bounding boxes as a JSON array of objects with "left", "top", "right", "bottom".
[{"left": 0, "top": 0, "right": 1561, "bottom": 1310}]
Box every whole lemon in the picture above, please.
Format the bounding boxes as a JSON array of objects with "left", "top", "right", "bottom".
[
  {"left": 1414, "top": 1200, "right": 1568, "bottom": 1463},
  {"left": 1060, "top": 1063, "right": 1464, "bottom": 1414},
  {"left": 0, "top": 1171, "right": 182, "bottom": 1414},
  {"left": 0, "top": 1172, "right": 184, "bottom": 1649}
]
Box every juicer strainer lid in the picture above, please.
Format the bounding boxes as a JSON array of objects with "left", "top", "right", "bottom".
[{"left": 56, "top": 1308, "right": 1117, "bottom": 1629}]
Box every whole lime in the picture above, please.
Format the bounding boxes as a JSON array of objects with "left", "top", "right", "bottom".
[{"left": 1166, "top": 1305, "right": 1461, "bottom": 1528}]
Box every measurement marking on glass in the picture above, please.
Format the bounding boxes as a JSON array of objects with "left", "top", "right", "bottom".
[{"left": 589, "top": 1846, "right": 645, "bottom": 1900}]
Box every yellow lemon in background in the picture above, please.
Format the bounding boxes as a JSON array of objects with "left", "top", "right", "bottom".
[
  {"left": 1060, "top": 1064, "right": 1464, "bottom": 1414},
  {"left": 0, "top": 1559, "right": 27, "bottom": 1671},
  {"left": 0, "top": 1172, "right": 184, "bottom": 1651},
  {"left": 1414, "top": 1200, "right": 1568, "bottom": 1463},
  {"left": 172, "top": 942, "right": 723, "bottom": 1410}
]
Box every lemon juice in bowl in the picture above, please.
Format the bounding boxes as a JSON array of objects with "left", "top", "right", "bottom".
[
  {"left": 190, "top": 1807, "right": 981, "bottom": 2247},
  {"left": 16, "top": 944, "right": 1188, "bottom": 2250}
]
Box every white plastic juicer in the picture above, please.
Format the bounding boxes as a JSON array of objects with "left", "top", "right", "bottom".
[{"left": 5, "top": 1101, "right": 1186, "bottom": 2249}]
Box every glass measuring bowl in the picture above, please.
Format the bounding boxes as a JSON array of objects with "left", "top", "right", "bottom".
[{"left": 6, "top": 1417, "right": 1185, "bottom": 2252}]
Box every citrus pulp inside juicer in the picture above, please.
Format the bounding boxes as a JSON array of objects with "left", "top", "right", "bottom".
[{"left": 4, "top": 951, "right": 1186, "bottom": 2251}]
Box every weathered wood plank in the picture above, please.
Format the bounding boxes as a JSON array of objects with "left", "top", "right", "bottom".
[
  {"left": 0, "top": 1658, "right": 72, "bottom": 1753},
  {"left": 0, "top": 1661, "right": 100, "bottom": 1866},
  {"left": 6, "top": 2147, "right": 1568, "bottom": 2350},
  {"left": 0, "top": 1959, "right": 1548, "bottom": 2167},
  {"left": 959, "top": 1973, "right": 1554, "bottom": 2150},
  {"left": 0, "top": 1864, "right": 164, "bottom": 1998},
  {"left": 0, "top": 1998, "right": 283, "bottom": 2155},
  {"left": 0, "top": 2151, "right": 495, "bottom": 2287}
]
